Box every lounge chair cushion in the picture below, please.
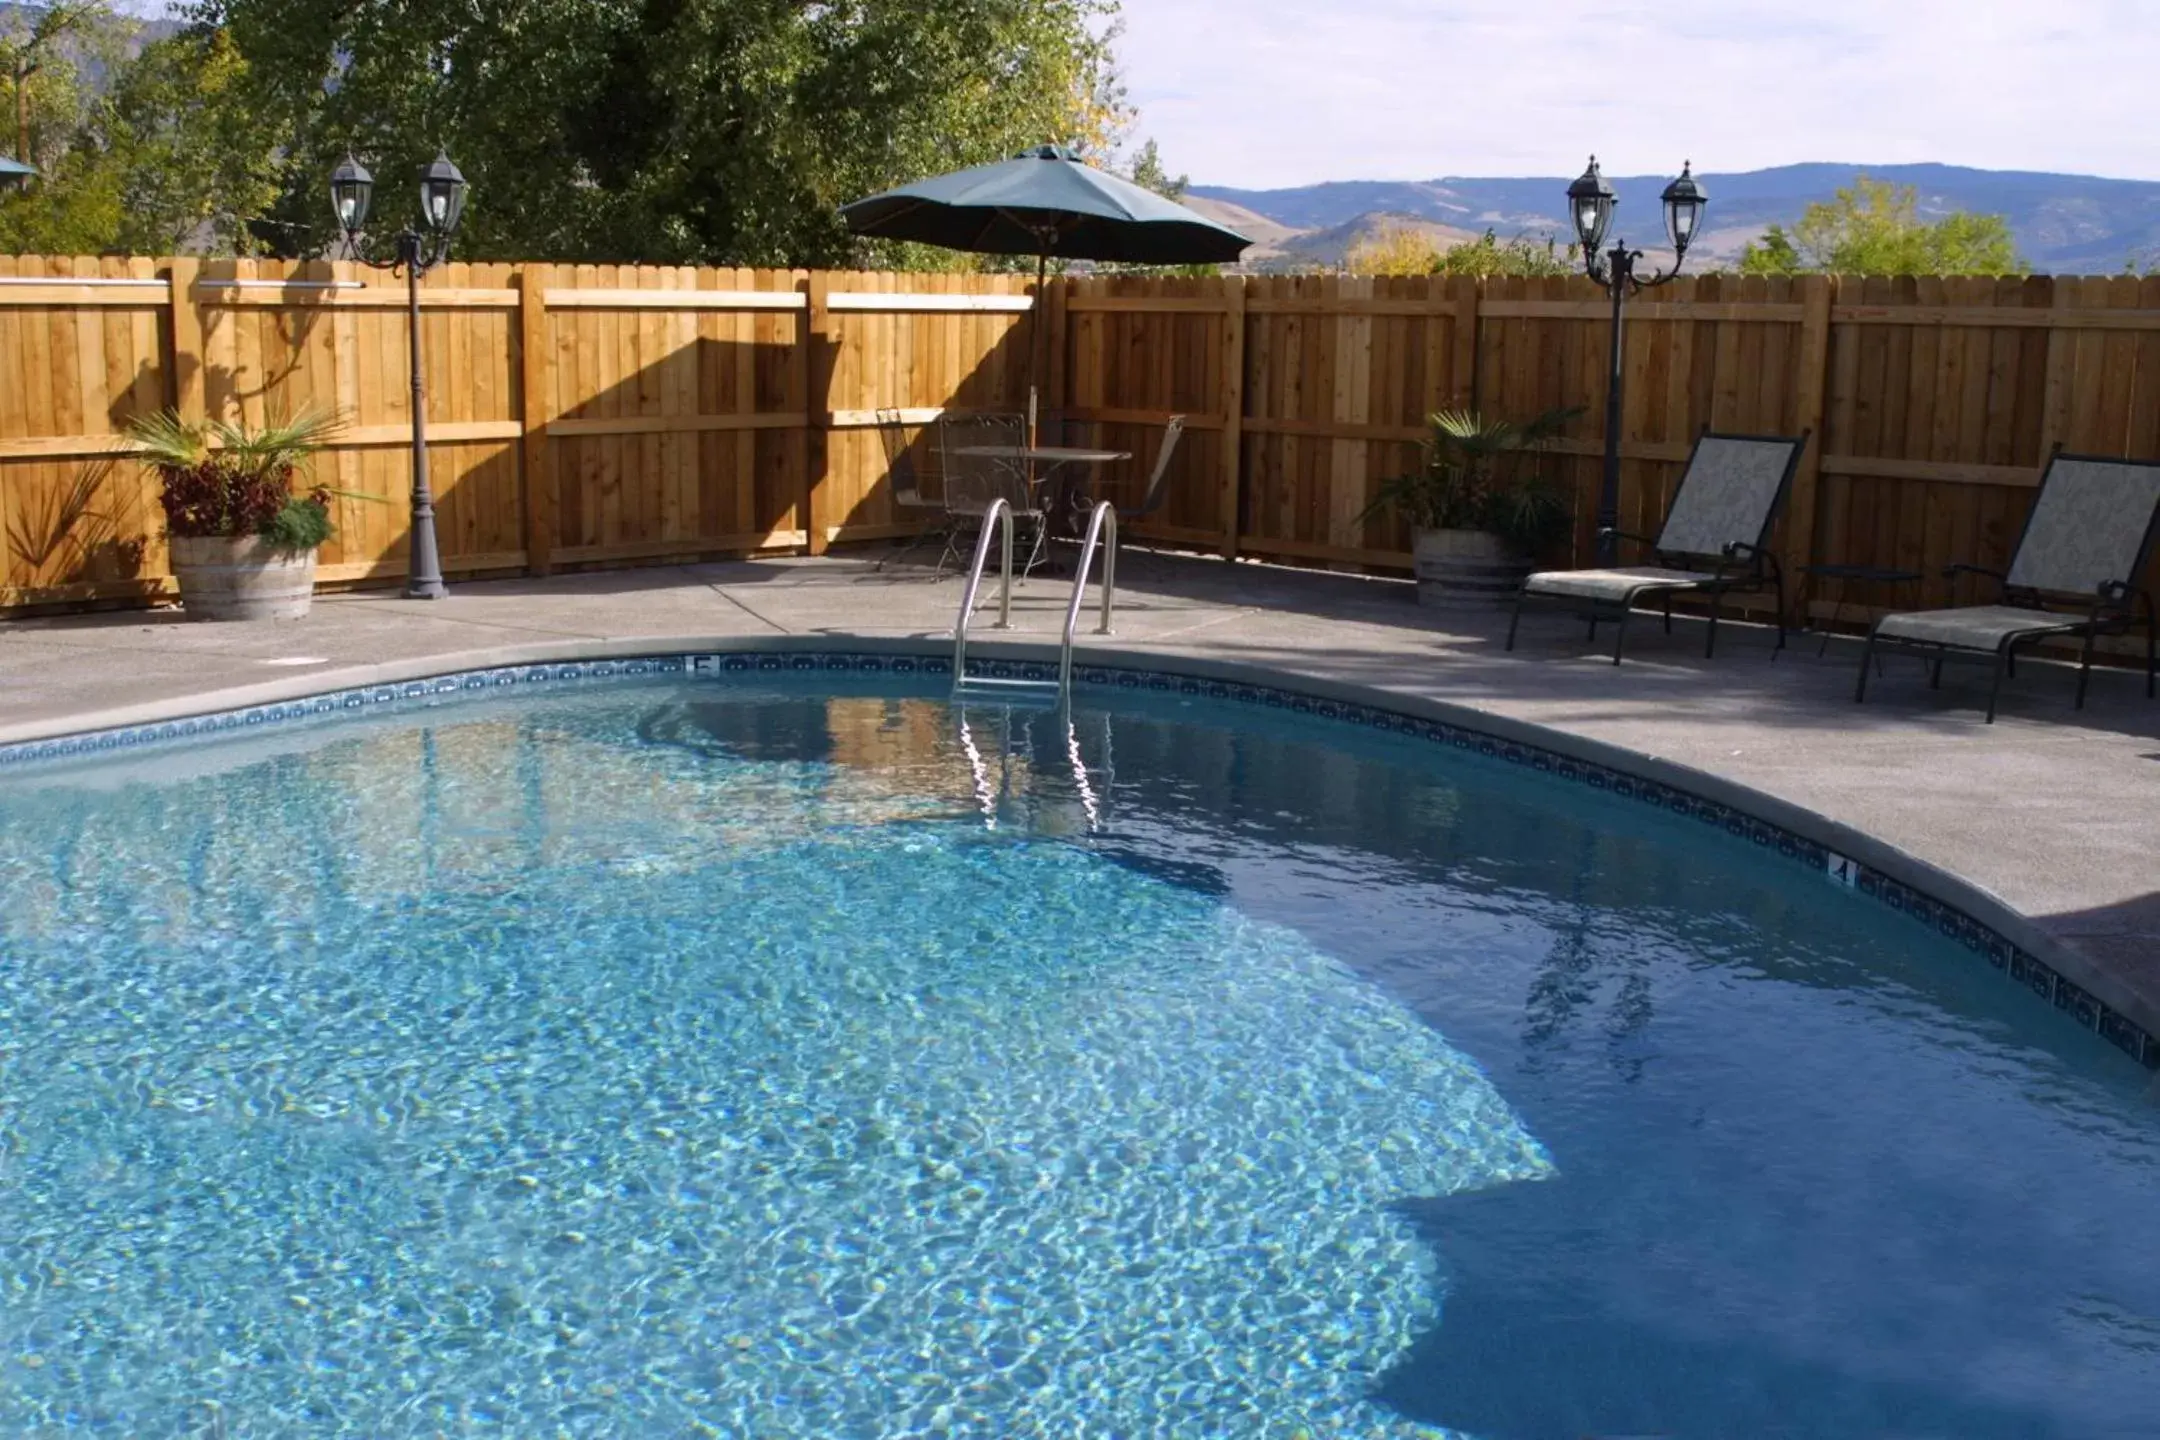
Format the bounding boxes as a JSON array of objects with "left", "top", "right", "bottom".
[
  {"left": 1874, "top": 604, "right": 2086, "bottom": 651},
  {"left": 2004, "top": 458, "right": 2160, "bottom": 596},
  {"left": 1654, "top": 436, "right": 1802, "bottom": 557},
  {"left": 1523, "top": 566, "right": 1719, "bottom": 602}
]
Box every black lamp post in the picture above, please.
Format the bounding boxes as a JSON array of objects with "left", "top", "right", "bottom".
[
  {"left": 1568, "top": 156, "right": 1707, "bottom": 565},
  {"left": 330, "top": 150, "right": 468, "bottom": 600}
]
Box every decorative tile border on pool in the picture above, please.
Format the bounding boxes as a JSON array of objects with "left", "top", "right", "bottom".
[
  {"left": 0, "top": 656, "right": 704, "bottom": 769},
  {"left": 0, "top": 646, "right": 2149, "bottom": 1070}
]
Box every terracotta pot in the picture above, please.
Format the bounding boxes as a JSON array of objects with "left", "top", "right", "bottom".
[
  {"left": 1411, "top": 527, "right": 1532, "bottom": 609},
  {"left": 168, "top": 535, "right": 317, "bottom": 621}
]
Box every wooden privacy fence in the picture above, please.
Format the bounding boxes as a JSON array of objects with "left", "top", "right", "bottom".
[
  {"left": 0, "top": 256, "right": 1039, "bottom": 602},
  {"left": 4, "top": 256, "right": 2159, "bottom": 631}
]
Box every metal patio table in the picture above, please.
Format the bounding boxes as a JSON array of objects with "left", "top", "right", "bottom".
[{"left": 953, "top": 444, "right": 1132, "bottom": 540}]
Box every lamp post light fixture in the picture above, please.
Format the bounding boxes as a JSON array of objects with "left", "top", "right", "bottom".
[
  {"left": 1567, "top": 156, "right": 1707, "bottom": 565},
  {"left": 329, "top": 149, "right": 468, "bottom": 599}
]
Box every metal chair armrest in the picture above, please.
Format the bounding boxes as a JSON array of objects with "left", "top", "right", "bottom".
[
  {"left": 1597, "top": 527, "right": 1661, "bottom": 560},
  {"left": 1723, "top": 540, "right": 1780, "bottom": 579}
]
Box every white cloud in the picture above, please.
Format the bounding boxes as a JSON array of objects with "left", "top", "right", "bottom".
[{"left": 1115, "top": 0, "right": 2160, "bottom": 187}]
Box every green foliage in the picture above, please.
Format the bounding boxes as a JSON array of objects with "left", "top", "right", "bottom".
[
  {"left": 261, "top": 494, "right": 334, "bottom": 551},
  {"left": 98, "top": 28, "right": 283, "bottom": 253},
  {"left": 1737, "top": 176, "right": 2026, "bottom": 276},
  {"left": 1343, "top": 224, "right": 1441, "bottom": 276},
  {"left": 1346, "top": 225, "right": 1575, "bottom": 278},
  {"left": 0, "top": 2, "right": 118, "bottom": 169},
  {"left": 126, "top": 405, "right": 345, "bottom": 546},
  {"left": 0, "top": 0, "right": 1148, "bottom": 268},
  {"left": 0, "top": 20, "right": 282, "bottom": 254},
  {"left": 196, "top": 0, "right": 1129, "bottom": 267},
  {"left": 122, "top": 407, "right": 215, "bottom": 473},
  {"left": 1362, "top": 406, "right": 1582, "bottom": 553},
  {"left": 1126, "top": 138, "right": 1185, "bottom": 201},
  {"left": 1431, "top": 228, "right": 1574, "bottom": 278},
  {"left": 213, "top": 405, "right": 345, "bottom": 480}
]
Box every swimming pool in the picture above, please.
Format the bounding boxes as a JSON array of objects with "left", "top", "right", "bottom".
[{"left": 1, "top": 660, "right": 2155, "bottom": 1438}]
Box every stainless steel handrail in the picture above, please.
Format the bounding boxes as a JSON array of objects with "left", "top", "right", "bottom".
[
  {"left": 1057, "top": 501, "right": 1117, "bottom": 697},
  {"left": 951, "top": 498, "right": 1014, "bottom": 681}
]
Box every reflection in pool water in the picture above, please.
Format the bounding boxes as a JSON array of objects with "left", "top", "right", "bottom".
[{"left": 0, "top": 676, "right": 2155, "bottom": 1438}]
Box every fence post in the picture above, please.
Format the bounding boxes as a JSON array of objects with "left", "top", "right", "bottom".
[
  {"left": 165, "top": 255, "right": 205, "bottom": 424},
  {"left": 799, "top": 271, "right": 830, "bottom": 555},
  {"left": 1218, "top": 274, "right": 1246, "bottom": 559},
  {"left": 1781, "top": 273, "right": 1834, "bottom": 622},
  {"left": 518, "top": 264, "right": 556, "bottom": 576},
  {"left": 1451, "top": 274, "right": 1480, "bottom": 411},
  {"left": 2037, "top": 276, "right": 2075, "bottom": 456}
]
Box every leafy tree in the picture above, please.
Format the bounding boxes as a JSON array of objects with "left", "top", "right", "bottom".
[
  {"left": 0, "top": 1, "right": 115, "bottom": 170},
  {"left": 1431, "top": 228, "right": 1573, "bottom": 278},
  {"left": 1737, "top": 176, "right": 2026, "bottom": 276},
  {"left": 1126, "top": 137, "right": 1184, "bottom": 201},
  {"left": 0, "top": 25, "right": 282, "bottom": 254},
  {"left": 1344, "top": 223, "right": 1440, "bottom": 276},
  {"left": 198, "top": 0, "right": 1130, "bottom": 266},
  {"left": 1346, "top": 224, "right": 1575, "bottom": 278}
]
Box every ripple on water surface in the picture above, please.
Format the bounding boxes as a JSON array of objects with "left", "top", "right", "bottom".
[{"left": 0, "top": 689, "right": 1549, "bottom": 1437}]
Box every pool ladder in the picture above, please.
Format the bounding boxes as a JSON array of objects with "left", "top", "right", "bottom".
[{"left": 951, "top": 498, "right": 1116, "bottom": 707}]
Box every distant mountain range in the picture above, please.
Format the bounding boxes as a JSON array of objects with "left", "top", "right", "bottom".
[{"left": 1186, "top": 163, "right": 2160, "bottom": 274}]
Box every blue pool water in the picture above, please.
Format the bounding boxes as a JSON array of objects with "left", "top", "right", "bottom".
[{"left": 0, "top": 672, "right": 2156, "bottom": 1438}]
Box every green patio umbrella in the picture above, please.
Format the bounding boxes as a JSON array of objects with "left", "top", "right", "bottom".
[
  {"left": 841, "top": 145, "right": 1251, "bottom": 434},
  {"left": 841, "top": 144, "right": 1250, "bottom": 266}
]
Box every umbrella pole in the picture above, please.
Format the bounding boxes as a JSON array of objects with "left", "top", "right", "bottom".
[{"left": 1030, "top": 247, "right": 1047, "bottom": 450}]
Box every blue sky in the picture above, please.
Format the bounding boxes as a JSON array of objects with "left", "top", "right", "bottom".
[{"left": 1117, "top": 0, "right": 2159, "bottom": 188}]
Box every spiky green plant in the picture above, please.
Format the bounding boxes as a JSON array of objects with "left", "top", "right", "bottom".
[
  {"left": 125, "top": 406, "right": 349, "bottom": 549},
  {"left": 121, "top": 408, "right": 215, "bottom": 474},
  {"left": 209, "top": 406, "right": 345, "bottom": 483},
  {"left": 1361, "top": 405, "right": 1583, "bottom": 554},
  {"left": 125, "top": 405, "right": 345, "bottom": 479}
]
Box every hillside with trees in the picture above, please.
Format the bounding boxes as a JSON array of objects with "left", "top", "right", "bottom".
[{"left": 1194, "top": 162, "right": 2160, "bottom": 275}]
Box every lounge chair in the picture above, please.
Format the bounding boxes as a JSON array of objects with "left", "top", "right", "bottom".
[
  {"left": 1854, "top": 451, "right": 2160, "bottom": 723},
  {"left": 1506, "top": 430, "right": 1808, "bottom": 664}
]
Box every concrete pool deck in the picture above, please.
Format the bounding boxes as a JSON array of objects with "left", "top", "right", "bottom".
[{"left": 4, "top": 548, "right": 2158, "bottom": 1056}]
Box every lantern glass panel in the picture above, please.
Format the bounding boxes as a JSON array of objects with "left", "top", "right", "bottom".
[
  {"left": 1660, "top": 164, "right": 1707, "bottom": 257},
  {"left": 329, "top": 155, "right": 373, "bottom": 238},
  {"left": 418, "top": 153, "right": 467, "bottom": 237},
  {"left": 1574, "top": 196, "right": 1610, "bottom": 253}
]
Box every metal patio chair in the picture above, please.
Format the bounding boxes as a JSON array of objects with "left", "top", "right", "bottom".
[
  {"left": 935, "top": 412, "right": 1042, "bottom": 577},
  {"left": 1118, "top": 414, "right": 1188, "bottom": 524},
  {"left": 1506, "top": 430, "right": 1809, "bottom": 665},
  {"left": 872, "top": 408, "right": 948, "bottom": 573},
  {"left": 1854, "top": 450, "right": 2160, "bottom": 723}
]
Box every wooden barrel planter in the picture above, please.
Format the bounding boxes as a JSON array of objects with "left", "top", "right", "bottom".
[
  {"left": 167, "top": 536, "right": 318, "bottom": 621},
  {"left": 1411, "top": 527, "right": 1532, "bottom": 610}
]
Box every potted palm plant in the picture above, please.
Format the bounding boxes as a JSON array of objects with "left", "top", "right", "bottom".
[
  {"left": 126, "top": 407, "right": 346, "bottom": 621},
  {"left": 1364, "top": 406, "right": 1581, "bottom": 609}
]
